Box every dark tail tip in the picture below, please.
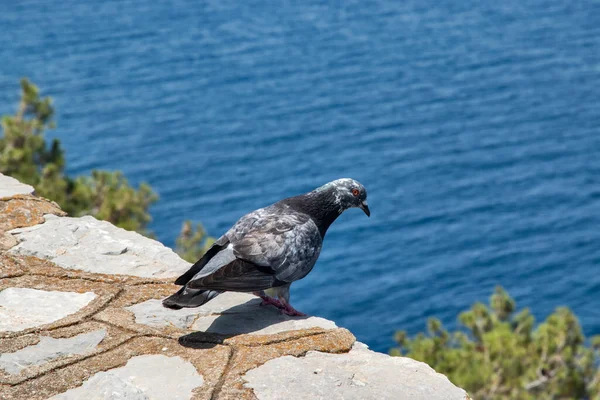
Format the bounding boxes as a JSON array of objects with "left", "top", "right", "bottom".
[
  {"left": 161, "top": 287, "right": 222, "bottom": 310},
  {"left": 162, "top": 295, "right": 184, "bottom": 310},
  {"left": 174, "top": 276, "right": 188, "bottom": 285}
]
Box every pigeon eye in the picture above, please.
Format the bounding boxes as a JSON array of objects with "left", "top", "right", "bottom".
[{"left": 351, "top": 188, "right": 360, "bottom": 197}]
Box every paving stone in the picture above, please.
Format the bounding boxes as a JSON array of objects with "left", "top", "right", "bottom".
[
  {"left": 0, "top": 329, "right": 106, "bottom": 375},
  {"left": 0, "top": 173, "right": 34, "bottom": 198},
  {"left": 126, "top": 299, "right": 203, "bottom": 330},
  {"left": 8, "top": 215, "right": 190, "bottom": 278},
  {"left": 242, "top": 343, "right": 468, "bottom": 400},
  {"left": 122, "top": 292, "right": 263, "bottom": 329},
  {"left": 51, "top": 354, "right": 204, "bottom": 400},
  {"left": 125, "top": 292, "right": 335, "bottom": 335},
  {"left": 0, "top": 322, "right": 134, "bottom": 385},
  {"left": 2, "top": 337, "right": 230, "bottom": 400},
  {"left": 0, "top": 288, "right": 96, "bottom": 332},
  {"left": 0, "top": 275, "right": 120, "bottom": 338},
  {"left": 215, "top": 328, "right": 356, "bottom": 399},
  {"left": 8, "top": 254, "right": 167, "bottom": 285},
  {"left": 191, "top": 308, "right": 337, "bottom": 336}
]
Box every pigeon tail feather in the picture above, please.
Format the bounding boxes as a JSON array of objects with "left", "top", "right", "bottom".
[
  {"left": 162, "top": 286, "right": 222, "bottom": 309},
  {"left": 174, "top": 236, "right": 230, "bottom": 285}
]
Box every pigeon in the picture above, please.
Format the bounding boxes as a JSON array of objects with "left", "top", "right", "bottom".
[{"left": 162, "top": 178, "right": 369, "bottom": 316}]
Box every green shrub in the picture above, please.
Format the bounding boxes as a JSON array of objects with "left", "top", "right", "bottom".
[{"left": 391, "top": 287, "right": 600, "bottom": 399}]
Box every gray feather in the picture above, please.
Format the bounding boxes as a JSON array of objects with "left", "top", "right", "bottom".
[
  {"left": 190, "top": 244, "right": 237, "bottom": 281},
  {"left": 226, "top": 209, "right": 322, "bottom": 282}
]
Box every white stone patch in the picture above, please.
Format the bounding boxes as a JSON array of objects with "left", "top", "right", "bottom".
[
  {"left": 0, "top": 173, "right": 34, "bottom": 198},
  {"left": 0, "top": 288, "right": 96, "bottom": 332},
  {"left": 0, "top": 329, "right": 106, "bottom": 375},
  {"left": 243, "top": 345, "right": 468, "bottom": 400},
  {"left": 8, "top": 215, "right": 191, "bottom": 278},
  {"left": 51, "top": 354, "right": 204, "bottom": 400},
  {"left": 192, "top": 311, "right": 336, "bottom": 336},
  {"left": 129, "top": 292, "right": 336, "bottom": 335},
  {"left": 127, "top": 292, "right": 261, "bottom": 330},
  {"left": 126, "top": 300, "right": 202, "bottom": 330}
]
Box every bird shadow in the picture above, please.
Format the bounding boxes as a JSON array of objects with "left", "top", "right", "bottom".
[{"left": 178, "top": 299, "right": 310, "bottom": 349}]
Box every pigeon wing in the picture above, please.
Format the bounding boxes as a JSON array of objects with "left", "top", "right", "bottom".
[
  {"left": 186, "top": 258, "right": 281, "bottom": 291},
  {"left": 228, "top": 210, "right": 322, "bottom": 282},
  {"left": 186, "top": 208, "right": 321, "bottom": 291}
]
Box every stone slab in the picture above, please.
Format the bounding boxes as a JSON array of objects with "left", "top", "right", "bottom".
[
  {"left": 0, "top": 322, "right": 134, "bottom": 385},
  {"left": 1, "top": 337, "right": 231, "bottom": 400},
  {"left": 0, "top": 329, "right": 106, "bottom": 375},
  {"left": 215, "top": 328, "right": 356, "bottom": 399},
  {"left": 123, "top": 292, "right": 261, "bottom": 326},
  {"left": 0, "top": 173, "right": 34, "bottom": 198},
  {"left": 242, "top": 343, "right": 468, "bottom": 400},
  {"left": 51, "top": 354, "right": 204, "bottom": 400},
  {"left": 0, "top": 288, "right": 96, "bottom": 332},
  {"left": 191, "top": 308, "right": 337, "bottom": 336},
  {"left": 126, "top": 292, "right": 336, "bottom": 335},
  {"left": 8, "top": 215, "right": 191, "bottom": 278},
  {"left": 7, "top": 254, "right": 171, "bottom": 285},
  {"left": 0, "top": 275, "right": 120, "bottom": 338},
  {"left": 127, "top": 299, "right": 203, "bottom": 330}
]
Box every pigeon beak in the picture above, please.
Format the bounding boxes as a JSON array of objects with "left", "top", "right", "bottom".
[{"left": 359, "top": 200, "right": 370, "bottom": 217}]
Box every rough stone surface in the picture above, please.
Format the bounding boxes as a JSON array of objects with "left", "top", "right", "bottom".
[
  {"left": 0, "top": 253, "right": 25, "bottom": 278},
  {"left": 127, "top": 294, "right": 337, "bottom": 335},
  {"left": 2, "top": 337, "right": 230, "bottom": 400},
  {"left": 0, "top": 329, "right": 106, "bottom": 375},
  {"left": 0, "top": 288, "right": 96, "bottom": 332},
  {"left": 0, "top": 195, "right": 66, "bottom": 233},
  {"left": 0, "top": 233, "right": 17, "bottom": 251},
  {"left": 243, "top": 343, "right": 469, "bottom": 400},
  {"left": 0, "top": 275, "right": 120, "bottom": 340},
  {"left": 0, "top": 322, "right": 134, "bottom": 386},
  {"left": 8, "top": 215, "right": 191, "bottom": 278},
  {"left": 217, "top": 328, "right": 357, "bottom": 399},
  {"left": 127, "top": 299, "right": 202, "bottom": 330},
  {"left": 192, "top": 309, "right": 336, "bottom": 336},
  {"left": 51, "top": 354, "right": 204, "bottom": 400},
  {"left": 0, "top": 173, "right": 34, "bottom": 198},
  {"left": 0, "top": 173, "right": 469, "bottom": 400}
]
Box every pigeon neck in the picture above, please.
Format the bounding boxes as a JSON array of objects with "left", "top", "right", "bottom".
[{"left": 285, "top": 189, "right": 343, "bottom": 238}]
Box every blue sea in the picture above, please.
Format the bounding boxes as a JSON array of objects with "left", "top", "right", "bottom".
[{"left": 1, "top": 0, "right": 600, "bottom": 352}]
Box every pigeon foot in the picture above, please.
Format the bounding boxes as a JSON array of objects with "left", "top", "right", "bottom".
[
  {"left": 254, "top": 292, "right": 285, "bottom": 309},
  {"left": 280, "top": 301, "right": 307, "bottom": 317},
  {"left": 260, "top": 296, "right": 285, "bottom": 309}
]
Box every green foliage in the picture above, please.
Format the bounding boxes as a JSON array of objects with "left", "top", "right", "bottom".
[
  {"left": 1, "top": 79, "right": 61, "bottom": 189},
  {"left": 1, "top": 79, "right": 212, "bottom": 257},
  {"left": 175, "top": 220, "right": 215, "bottom": 263},
  {"left": 68, "top": 171, "right": 158, "bottom": 235},
  {"left": 391, "top": 287, "right": 600, "bottom": 399}
]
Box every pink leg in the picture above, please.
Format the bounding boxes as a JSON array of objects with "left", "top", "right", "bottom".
[
  {"left": 253, "top": 292, "right": 285, "bottom": 309},
  {"left": 279, "top": 298, "right": 307, "bottom": 317}
]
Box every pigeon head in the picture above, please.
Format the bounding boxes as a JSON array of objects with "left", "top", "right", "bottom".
[{"left": 316, "top": 178, "right": 370, "bottom": 217}]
